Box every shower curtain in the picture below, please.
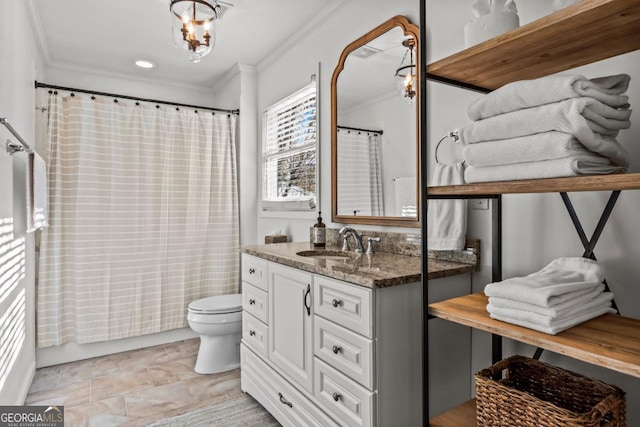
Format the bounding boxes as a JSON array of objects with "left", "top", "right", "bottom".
[
  {"left": 336, "top": 130, "right": 384, "bottom": 216},
  {"left": 35, "top": 90, "right": 239, "bottom": 347}
]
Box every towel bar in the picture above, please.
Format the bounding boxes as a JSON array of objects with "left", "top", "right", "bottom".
[{"left": 1, "top": 117, "right": 33, "bottom": 154}]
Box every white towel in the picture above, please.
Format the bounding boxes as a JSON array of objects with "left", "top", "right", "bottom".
[
  {"left": 27, "top": 151, "right": 49, "bottom": 232},
  {"left": 487, "top": 291, "right": 614, "bottom": 323},
  {"left": 488, "top": 283, "right": 606, "bottom": 317},
  {"left": 463, "top": 131, "right": 588, "bottom": 167},
  {"left": 459, "top": 97, "right": 632, "bottom": 167},
  {"left": 427, "top": 162, "right": 467, "bottom": 250},
  {"left": 464, "top": 153, "right": 626, "bottom": 183},
  {"left": 484, "top": 257, "right": 604, "bottom": 307},
  {"left": 489, "top": 304, "right": 616, "bottom": 335},
  {"left": 467, "top": 74, "right": 631, "bottom": 121}
]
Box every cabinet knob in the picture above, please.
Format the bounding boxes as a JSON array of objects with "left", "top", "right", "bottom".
[
  {"left": 332, "top": 345, "right": 342, "bottom": 355},
  {"left": 249, "top": 299, "right": 256, "bottom": 305},
  {"left": 332, "top": 392, "right": 342, "bottom": 402},
  {"left": 249, "top": 330, "right": 256, "bottom": 336},
  {"left": 248, "top": 268, "right": 256, "bottom": 274},
  {"left": 331, "top": 299, "right": 343, "bottom": 308}
]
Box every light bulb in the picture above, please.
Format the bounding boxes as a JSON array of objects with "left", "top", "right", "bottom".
[
  {"left": 181, "top": 12, "right": 189, "bottom": 24},
  {"left": 204, "top": 20, "right": 212, "bottom": 31}
]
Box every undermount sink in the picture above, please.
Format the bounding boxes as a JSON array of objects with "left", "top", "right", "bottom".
[{"left": 296, "top": 249, "right": 351, "bottom": 260}]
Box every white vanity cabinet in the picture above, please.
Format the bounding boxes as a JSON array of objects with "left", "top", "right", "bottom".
[
  {"left": 268, "top": 262, "right": 314, "bottom": 393},
  {"left": 240, "top": 253, "right": 422, "bottom": 427}
]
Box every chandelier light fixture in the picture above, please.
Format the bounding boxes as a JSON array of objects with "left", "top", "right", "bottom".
[
  {"left": 170, "top": 0, "right": 220, "bottom": 63},
  {"left": 395, "top": 38, "right": 417, "bottom": 103}
]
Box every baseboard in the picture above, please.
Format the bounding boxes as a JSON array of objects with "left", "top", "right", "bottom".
[
  {"left": 36, "top": 328, "right": 198, "bottom": 368},
  {"left": 18, "top": 360, "right": 36, "bottom": 404}
]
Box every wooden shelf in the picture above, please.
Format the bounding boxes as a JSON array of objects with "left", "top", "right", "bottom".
[
  {"left": 429, "top": 399, "right": 476, "bottom": 427},
  {"left": 428, "top": 293, "right": 640, "bottom": 378},
  {"left": 426, "top": 0, "right": 640, "bottom": 91},
  {"left": 427, "top": 173, "right": 640, "bottom": 196}
]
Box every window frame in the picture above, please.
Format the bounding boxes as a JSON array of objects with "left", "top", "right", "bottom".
[{"left": 261, "top": 78, "right": 318, "bottom": 212}]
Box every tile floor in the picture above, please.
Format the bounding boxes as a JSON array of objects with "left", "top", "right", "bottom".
[{"left": 26, "top": 338, "right": 246, "bottom": 426}]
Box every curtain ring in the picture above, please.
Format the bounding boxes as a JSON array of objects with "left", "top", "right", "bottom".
[{"left": 435, "top": 130, "right": 460, "bottom": 165}]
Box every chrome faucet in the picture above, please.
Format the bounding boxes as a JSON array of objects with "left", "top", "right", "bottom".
[{"left": 338, "top": 227, "right": 364, "bottom": 253}]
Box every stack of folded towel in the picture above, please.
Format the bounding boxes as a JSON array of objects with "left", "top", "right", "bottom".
[
  {"left": 484, "top": 257, "right": 616, "bottom": 335},
  {"left": 460, "top": 74, "right": 632, "bottom": 183}
]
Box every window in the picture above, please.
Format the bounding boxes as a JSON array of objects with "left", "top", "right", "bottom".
[{"left": 262, "top": 79, "right": 317, "bottom": 210}]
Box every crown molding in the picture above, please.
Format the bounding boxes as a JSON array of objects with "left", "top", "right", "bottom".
[
  {"left": 212, "top": 63, "right": 258, "bottom": 94},
  {"left": 24, "top": 0, "right": 51, "bottom": 64},
  {"left": 257, "top": 0, "right": 352, "bottom": 73}
]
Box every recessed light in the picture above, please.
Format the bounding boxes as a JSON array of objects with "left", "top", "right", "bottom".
[{"left": 135, "top": 59, "right": 155, "bottom": 69}]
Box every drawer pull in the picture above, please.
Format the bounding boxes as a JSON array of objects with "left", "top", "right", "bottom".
[
  {"left": 249, "top": 298, "right": 256, "bottom": 305},
  {"left": 331, "top": 298, "right": 343, "bottom": 308},
  {"left": 304, "top": 284, "right": 312, "bottom": 316},
  {"left": 278, "top": 392, "right": 293, "bottom": 408},
  {"left": 248, "top": 268, "right": 256, "bottom": 274},
  {"left": 332, "top": 392, "right": 342, "bottom": 402},
  {"left": 249, "top": 330, "right": 256, "bottom": 336},
  {"left": 332, "top": 345, "right": 342, "bottom": 355}
]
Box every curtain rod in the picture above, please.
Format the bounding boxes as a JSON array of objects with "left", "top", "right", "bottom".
[
  {"left": 337, "top": 125, "right": 383, "bottom": 135},
  {"left": 35, "top": 81, "right": 240, "bottom": 115}
]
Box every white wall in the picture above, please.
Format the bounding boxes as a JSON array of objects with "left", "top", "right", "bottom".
[
  {"left": 427, "top": 0, "right": 640, "bottom": 423},
  {"left": 255, "top": 0, "right": 420, "bottom": 242},
  {"left": 0, "top": 1, "right": 42, "bottom": 405},
  {"left": 214, "top": 64, "right": 259, "bottom": 247}
]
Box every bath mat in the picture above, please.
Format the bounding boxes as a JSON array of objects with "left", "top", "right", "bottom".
[{"left": 145, "top": 394, "right": 280, "bottom": 427}]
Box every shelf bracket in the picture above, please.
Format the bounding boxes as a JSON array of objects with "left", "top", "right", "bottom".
[
  {"left": 559, "top": 191, "right": 621, "bottom": 313},
  {"left": 532, "top": 347, "right": 544, "bottom": 360}
]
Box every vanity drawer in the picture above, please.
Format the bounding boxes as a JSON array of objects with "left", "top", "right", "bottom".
[
  {"left": 242, "top": 313, "right": 268, "bottom": 358},
  {"left": 241, "top": 344, "right": 340, "bottom": 427},
  {"left": 242, "top": 254, "right": 268, "bottom": 291},
  {"left": 314, "top": 316, "right": 374, "bottom": 390},
  {"left": 242, "top": 282, "right": 268, "bottom": 323},
  {"left": 314, "top": 357, "right": 375, "bottom": 427},
  {"left": 314, "top": 276, "right": 373, "bottom": 338}
]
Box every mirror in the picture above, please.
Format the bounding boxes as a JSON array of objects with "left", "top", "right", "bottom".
[{"left": 331, "top": 16, "right": 420, "bottom": 228}]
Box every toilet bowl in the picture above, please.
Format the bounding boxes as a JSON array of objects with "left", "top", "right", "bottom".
[{"left": 187, "top": 293, "right": 242, "bottom": 374}]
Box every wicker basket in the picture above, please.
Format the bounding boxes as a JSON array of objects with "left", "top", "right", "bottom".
[{"left": 475, "top": 355, "right": 626, "bottom": 427}]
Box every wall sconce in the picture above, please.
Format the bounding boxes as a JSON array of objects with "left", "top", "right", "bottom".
[
  {"left": 170, "top": 0, "right": 220, "bottom": 63},
  {"left": 395, "top": 38, "right": 417, "bottom": 103}
]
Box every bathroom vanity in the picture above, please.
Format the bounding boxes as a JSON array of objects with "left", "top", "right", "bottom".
[{"left": 239, "top": 240, "right": 478, "bottom": 426}]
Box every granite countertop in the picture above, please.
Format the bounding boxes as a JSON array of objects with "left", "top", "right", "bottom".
[{"left": 239, "top": 242, "right": 478, "bottom": 289}]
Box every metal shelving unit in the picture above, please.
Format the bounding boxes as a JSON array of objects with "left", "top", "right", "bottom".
[{"left": 421, "top": 0, "right": 640, "bottom": 424}]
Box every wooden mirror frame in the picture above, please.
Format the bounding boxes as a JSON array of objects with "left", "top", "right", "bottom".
[{"left": 331, "top": 15, "right": 420, "bottom": 228}]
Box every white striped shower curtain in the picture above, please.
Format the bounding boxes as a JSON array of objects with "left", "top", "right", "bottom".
[
  {"left": 35, "top": 90, "right": 239, "bottom": 347},
  {"left": 336, "top": 130, "right": 384, "bottom": 216}
]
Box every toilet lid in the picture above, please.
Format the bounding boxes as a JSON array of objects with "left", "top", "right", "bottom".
[{"left": 188, "top": 294, "right": 242, "bottom": 314}]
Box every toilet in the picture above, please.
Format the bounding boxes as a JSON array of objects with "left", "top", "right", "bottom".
[{"left": 187, "top": 293, "right": 242, "bottom": 374}]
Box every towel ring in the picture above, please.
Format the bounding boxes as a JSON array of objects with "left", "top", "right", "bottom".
[{"left": 434, "top": 130, "right": 461, "bottom": 165}]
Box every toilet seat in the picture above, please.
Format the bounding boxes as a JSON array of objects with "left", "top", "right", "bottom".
[{"left": 188, "top": 294, "right": 242, "bottom": 314}]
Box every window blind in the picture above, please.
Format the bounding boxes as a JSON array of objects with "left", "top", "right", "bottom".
[{"left": 263, "top": 82, "right": 317, "bottom": 203}]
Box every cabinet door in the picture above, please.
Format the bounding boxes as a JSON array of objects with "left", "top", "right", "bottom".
[{"left": 268, "top": 262, "right": 314, "bottom": 393}]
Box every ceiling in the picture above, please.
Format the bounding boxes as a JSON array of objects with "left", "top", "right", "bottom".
[{"left": 30, "top": 0, "right": 340, "bottom": 90}]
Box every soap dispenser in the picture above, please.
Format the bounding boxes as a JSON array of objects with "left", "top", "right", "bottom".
[{"left": 313, "top": 211, "right": 326, "bottom": 248}]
